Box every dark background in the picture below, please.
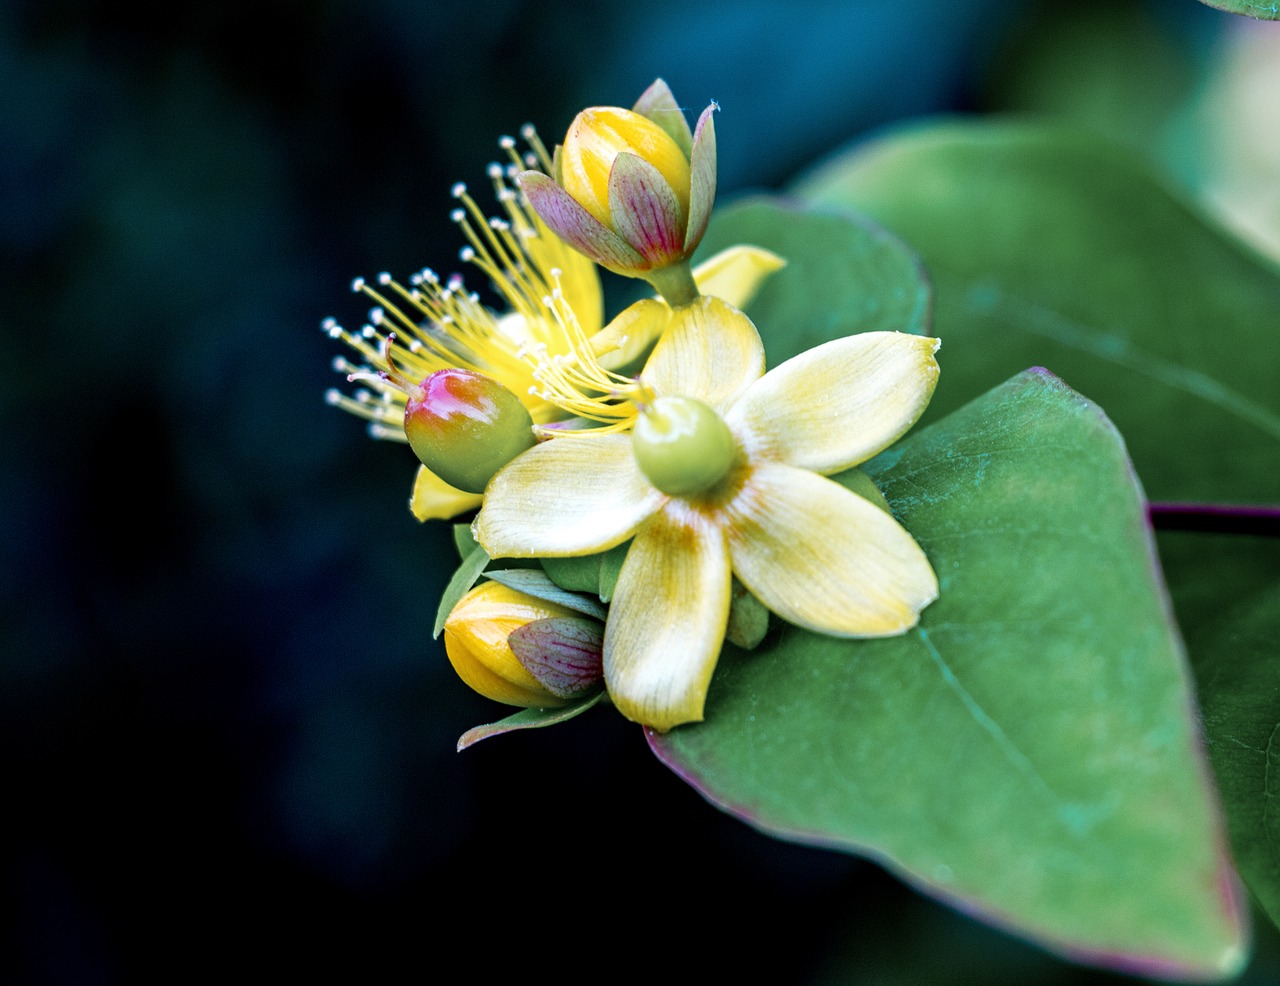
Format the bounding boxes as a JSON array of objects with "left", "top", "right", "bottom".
[{"left": 5, "top": 0, "right": 1278, "bottom": 981}]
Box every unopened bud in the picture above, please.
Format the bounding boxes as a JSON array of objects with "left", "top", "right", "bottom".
[{"left": 443, "top": 582, "right": 604, "bottom": 708}]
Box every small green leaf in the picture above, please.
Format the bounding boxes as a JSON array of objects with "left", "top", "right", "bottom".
[
  {"left": 696, "top": 197, "right": 931, "bottom": 368},
  {"left": 481, "top": 568, "right": 608, "bottom": 621},
  {"left": 724, "top": 580, "right": 769, "bottom": 651},
  {"left": 432, "top": 544, "right": 489, "bottom": 639},
  {"left": 456, "top": 693, "right": 605, "bottom": 751},
  {"left": 651, "top": 370, "right": 1246, "bottom": 977},
  {"left": 453, "top": 523, "right": 479, "bottom": 561},
  {"left": 542, "top": 542, "right": 630, "bottom": 601}
]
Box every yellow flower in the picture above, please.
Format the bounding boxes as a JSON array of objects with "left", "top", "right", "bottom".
[
  {"left": 517, "top": 79, "right": 717, "bottom": 304},
  {"left": 324, "top": 133, "right": 782, "bottom": 521},
  {"left": 473, "top": 298, "right": 941, "bottom": 731}
]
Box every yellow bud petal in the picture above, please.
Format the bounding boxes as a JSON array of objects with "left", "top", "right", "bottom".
[
  {"left": 443, "top": 582, "right": 580, "bottom": 707},
  {"left": 560, "top": 107, "right": 691, "bottom": 228}
]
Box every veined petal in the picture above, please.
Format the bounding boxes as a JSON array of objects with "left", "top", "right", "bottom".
[
  {"left": 684, "top": 104, "right": 717, "bottom": 252},
  {"left": 631, "top": 78, "right": 694, "bottom": 156},
  {"left": 691, "top": 245, "right": 786, "bottom": 311},
  {"left": 518, "top": 171, "right": 647, "bottom": 273},
  {"left": 609, "top": 152, "right": 685, "bottom": 264},
  {"left": 728, "top": 332, "right": 940, "bottom": 473},
  {"left": 590, "top": 298, "right": 671, "bottom": 372},
  {"left": 643, "top": 296, "right": 765, "bottom": 411},
  {"left": 605, "top": 504, "right": 731, "bottom": 730},
  {"left": 474, "top": 434, "right": 663, "bottom": 558},
  {"left": 410, "top": 465, "right": 483, "bottom": 522},
  {"left": 725, "top": 463, "right": 938, "bottom": 637}
]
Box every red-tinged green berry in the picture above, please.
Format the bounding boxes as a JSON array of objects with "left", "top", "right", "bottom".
[{"left": 403, "top": 368, "right": 535, "bottom": 494}]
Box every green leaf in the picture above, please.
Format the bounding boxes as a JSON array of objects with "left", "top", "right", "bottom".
[
  {"left": 1160, "top": 531, "right": 1280, "bottom": 930},
  {"left": 432, "top": 544, "right": 489, "bottom": 639},
  {"left": 1198, "top": 0, "right": 1280, "bottom": 18},
  {"left": 481, "top": 568, "right": 608, "bottom": 621},
  {"left": 696, "top": 197, "right": 931, "bottom": 367},
  {"left": 542, "top": 542, "right": 630, "bottom": 602},
  {"left": 651, "top": 370, "right": 1246, "bottom": 977},
  {"left": 456, "top": 693, "right": 604, "bottom": 751},
  {"left": 793, "top": 121, "right": 1280, "bottom": 504},
  {"left": 453, "top": 523, "right": 479, "bottom": 561}
]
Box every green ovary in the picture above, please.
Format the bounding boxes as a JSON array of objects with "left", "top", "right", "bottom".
[{"left": 631, "top": 396, "right": 737, "bottom": 497}]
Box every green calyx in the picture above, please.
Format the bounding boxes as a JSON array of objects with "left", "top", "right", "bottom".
[{"left": 631, "top": 396, "right": 737, "bottom": 496}]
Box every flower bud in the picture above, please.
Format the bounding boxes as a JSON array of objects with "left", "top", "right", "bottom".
[
  {"left": 632, "top": 396, "right": 738, "bottom": 497},
  {"left": 443, "top": 582, "right": 603, "bottom": 708},
  {"left": 560, "top": 108, "right": 691, "bottom": 230},
  {"left": 517, "top": 80, "right": 717, "bottom": 298},
  {"left": 403, "top": 368, "right": 536, "bottom": 494}
]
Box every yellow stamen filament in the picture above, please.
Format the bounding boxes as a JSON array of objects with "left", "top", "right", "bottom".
[
  {"left": 324, "top": 128, "right": 576, "bottom": 438},
  {"left": 521, "top": 272, "right": 652, "bottom": 438}
]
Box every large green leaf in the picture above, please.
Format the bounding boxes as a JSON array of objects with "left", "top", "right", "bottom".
[
  {"left": 651, "top": 370, "right": 1246, "bottom": 977},
  {"left": 1198, "top": 0, "right": 1280, "bottom": 18},
  {"left": 792, "top": 121, "right": 1280, "bottom": 505},
  {"left": 696, "top": 197, "right": 931, "bottom": 366},
  {"left": 1161, "top": 531, "right": 1280, "bottom": 929}
]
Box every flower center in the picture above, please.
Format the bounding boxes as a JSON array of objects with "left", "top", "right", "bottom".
[{"left": 631, "top": 396, "right": 737, "bottom": 496}]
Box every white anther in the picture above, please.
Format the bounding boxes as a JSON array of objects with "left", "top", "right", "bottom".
[
  {"left": 459, "top": 247, "right": 475, "bottom": 262},
  {"left": 500, "top": 135, "right": 516, "bottom": 149},
  {"left": 324, "top": 389, "right": 342, "bottom": 405},
  {"left": 450, "top": 208, "right": 465, "bottom": 223},
  {"left": 451, "top": 182, "right": 467, "bottom": 198},
  {"left": 520, "top": 124, "right": 535, "bottom": 139},
  {"left": 377, "top": 271, "right": 392, "bottom": 285},
  {"left": 361, "top": 325, "right": 377, "bottom": 339},
  {"left": 350, "top": 277, "right": 366, "bottom": 292},
  {"left": 487, "top": 163, "right": 503, "bottom": 179}
]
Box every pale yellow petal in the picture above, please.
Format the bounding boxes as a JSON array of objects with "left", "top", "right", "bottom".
[
  {"left": 725, "top": 463, "right": 938, "bottom": 636},
  {"left": 605, "top": 504, "right": 731, "bottom": 731},
  {"left": 728, "top": 332, "right": 940, "bottom": 474},
  {"left": 691, "top": 245, "right": 786, "bottom": 310},
  {"left": 524, "top": 214, "right": 604, "bottom": 334},
  {"left": 589, "top": 298, "right": 671, "bottom": 372},
  {"left": 473, "top": 434, "right": 663, "bottom": 558},
  {"left": 642, "top": 295, "right": 765, "bottom": 411},
  {"left": 409, "top": 465, "right": 483, "bottom": 522}
]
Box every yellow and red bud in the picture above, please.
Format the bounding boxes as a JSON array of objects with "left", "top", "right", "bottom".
[
  {"left": 403, "top": 368, "right": 535, "bottom": 494},
  {"left": 443, "top": 582, "right": 604, "bottom": 708},
  {"left": 517, "top": 79, "right": 717, "bottom": 301}
]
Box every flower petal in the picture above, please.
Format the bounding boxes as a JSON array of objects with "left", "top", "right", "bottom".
[
  {"left": 410, "top": 465, "right": 483, "bottom": 522},
  {"left": 608, "top": 152, "right": 685, "bottom": 264},
  {"left": 474, "top": 434, "right": 663, "bottom": 558},
  {"left": 631, "top": 79, "right": 694, "bottom": 156},
  {"left": 725, "top": 462, "right": 938, "bottom": 636},
  {"left": 518, "top": 171, "right": 646, "bottom": 273},
  {"left": 522, "top": 214, "right": 604, "bottom": 334},
  {"left": 727, "top": 332, "right": 940, "bottom": 473},
  {"left": 643, "top": 296, "right": 765, "bottom": 411},
  {"left": 684, "top": 104, "right": 717, "bottom": 252},
  {"left": 605, "top": 505, "right": 731, "bottom": 730},
  {"left": 590, "top": 298, "right": 671, "bottom": 372},
  {"left": 691, "top": 245, "right": 786, "bottom": 310}
]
